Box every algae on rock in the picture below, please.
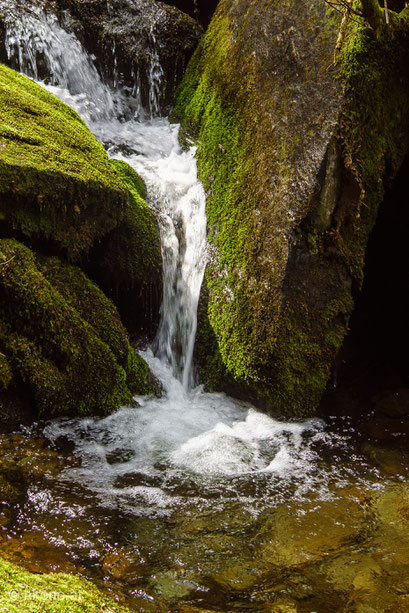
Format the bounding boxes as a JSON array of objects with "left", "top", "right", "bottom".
[{"left": 174, "top": 0, "right": 409, "bottom": 415}]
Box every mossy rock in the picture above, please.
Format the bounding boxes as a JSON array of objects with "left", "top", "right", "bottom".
[
  {"left": 0, "top": 353, "right": 12, "bottom": 391},
  {"left": 0, "top": 556, "right": 130, "bottom": 612},
  {"left": 0, "top": 239, "right": 152, "bottom": 416},
  {"left": 174, "top": 0, "right": 409, "bottom": 415},
  {"left": 86, "top": 159, "right": 162, "bottom": 333},
  {"left": 0, "top": 63, "right": 129, "bottom": 260}
]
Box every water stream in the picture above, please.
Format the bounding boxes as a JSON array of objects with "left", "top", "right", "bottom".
[{"left": 1, "top": 6, "right": 409, "bottom": 613}]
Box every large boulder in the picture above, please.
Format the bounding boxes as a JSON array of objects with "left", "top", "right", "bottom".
[
  {"left": 0, "top": 239, "right": 154, "bottom": 416},
  {"left": 0, "top": 65, "right": 162, "bottom": 415},
  {"left": 0, "top": 63, "right": 162, "bottom": 332},
  {"left": 174, "top": 0, "right": 409, "bottom": 415},
  {"left": 0, "top": 63, "right": 129, "bottom": 260}
]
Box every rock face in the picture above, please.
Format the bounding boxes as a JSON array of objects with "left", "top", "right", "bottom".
[
  {"left": 0, "top": 65, "right": 160, "bottom": 416},
  {"left": 174, "top": 0, "right": 409, "bottom": 415},
  {"left": 53, "top": 0, "right": 200, "bottom": 115}
]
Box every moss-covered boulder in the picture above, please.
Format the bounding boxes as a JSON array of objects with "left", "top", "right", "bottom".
[
  {"left": 174, "top": 0, "right": 409, "bottom": 415},
  {"left": 86, "top": 159, "right": 162, "bottom": 334},
  {"left": 0, "top": 556, "right": 130, "bottom": 612},
  {"left": 0, "top": 63, "right": 129, "bottom": 261},
  {"left": 0, "top": 63, "right": 162, "bottom": 333},
  {"left": 0, "top": 239, "right": 152, "bottom": 416}
]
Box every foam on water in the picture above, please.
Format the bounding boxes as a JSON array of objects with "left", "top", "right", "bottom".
[{"left": 2, "top": 5, "right": 372, "bottom": 516}]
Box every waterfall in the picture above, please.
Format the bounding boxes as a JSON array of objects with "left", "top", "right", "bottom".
[
  {"left": 2, "top": 3, "right": 207, "bottom": 389},
  {"left": 1, "top": 0, "right": 348, "bottom": 521}
]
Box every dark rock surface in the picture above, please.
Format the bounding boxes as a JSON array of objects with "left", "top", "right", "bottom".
[{"left": 55, "top": 0, "right": 200, "bottom": 114}]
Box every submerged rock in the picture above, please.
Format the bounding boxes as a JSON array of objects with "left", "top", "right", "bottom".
[{"left": 174, "top": 0, "right": 409, "bottom": 415}]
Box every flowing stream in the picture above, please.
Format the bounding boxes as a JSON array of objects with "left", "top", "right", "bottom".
[{"left": 2, "top": 6, "right": 409, "bottom": 613}]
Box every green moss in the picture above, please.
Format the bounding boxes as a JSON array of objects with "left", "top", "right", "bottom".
[
  {"left": 110, "top": 158, "right": 147, "bottom": 199},
  {"left": 39, "top": 255, "right": 152, "bottom": 395},
  {"left": 336, "top": 19, "right": 409, "bottom": 283},
  {"left": 0, "top": 557, "right": 130, "bottom": 612},
  {"left": 174, "top": 1, "right": 344, "bottom": 413},
  {"left": 0, "top": 64, "right": 128, "bottom": 260},
  {"left": 175, "top": 0, "right": 409, "bottom": 416},
  {"left": 0, "top": 239, "right": 151, "bottom": 416}
]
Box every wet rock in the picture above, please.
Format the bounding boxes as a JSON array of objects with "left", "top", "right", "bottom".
[
  {"left": 372, "top": 387, "right": 409, "bottom": 418},
  {"left": 362, "top": 443, "right": 409, "bottom": 477},
  {"left": 211, "top": 563, "right": 257, "bottom": 591},
  {"left": 359, "top": 415, "right": 409, "bottom": 441},
  {"left": 161, "top": 0, "right": 219, "bottom": 26},
  {"left": 55, "top": 0, "right": 200, "bottom": 115},
  {"left": 150, "top": 570, "right": 196, "bottom": 598},
  {"left": 0, "top": 535, "right": 78, "bottom": 575},
  {"left": 102, "top": 547, "right": 147, "bottom": 582},
  {"left": 0, "top": 433, "right": 76, "bottom": 478},
  {"left": 174, "top": 0, "right": 409, "bottom": 415}
]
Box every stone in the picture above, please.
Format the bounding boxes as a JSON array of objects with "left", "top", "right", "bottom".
[{"left": 174, "top": 0, "right": 409, "bottom": 416}]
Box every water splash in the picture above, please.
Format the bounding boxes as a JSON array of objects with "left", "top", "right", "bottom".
[{"left": 2, "top": 3, "right": 207, "bottom": 387}]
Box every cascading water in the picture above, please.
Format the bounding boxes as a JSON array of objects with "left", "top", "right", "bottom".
[
  {"left": 1, "top": 7, "right": 398, "bottom": 611},
  {"left": 0, "top": 2, "right": 368, "bottom": 496},
  {"left": 3, "top": 3, "right": 206, "bottom": 389}
]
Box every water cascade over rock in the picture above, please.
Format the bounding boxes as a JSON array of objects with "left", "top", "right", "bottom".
[
  {"left": 1, "top": 3, "right": 409, "bottom": 613},
  {"left": 0, "top": 0, "right": 200, "bottom": 117}
]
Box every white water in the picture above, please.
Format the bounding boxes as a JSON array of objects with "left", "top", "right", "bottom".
[{"left": 2, "top": 5, "right": 353, "bottom": 512}]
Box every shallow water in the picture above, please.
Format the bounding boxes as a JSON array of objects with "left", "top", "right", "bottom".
[{"left": 1, "top": 6, "right": 409, "bottom": 612}]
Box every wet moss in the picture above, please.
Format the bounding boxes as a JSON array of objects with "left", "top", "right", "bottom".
[
  {"left": 111, "top": 158, "right": 147, "bottom": 199},
  {"left": 174, "top": 0, "right": 409, "bottom": 415},
  {"left": 0, "top": 239, "right": 151, "bottom": 416},
  {"left": 39, "top": 255, "right": 152, "bottom": 395},
  {"left": 0, "top": 64, "right": 128, "bottom": 260},
  {"left": 0, "top": 557, "right": 130, "bottom": 612},
  {"left": 86, "top": 159, "right": 163, "bottom": 334}
]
